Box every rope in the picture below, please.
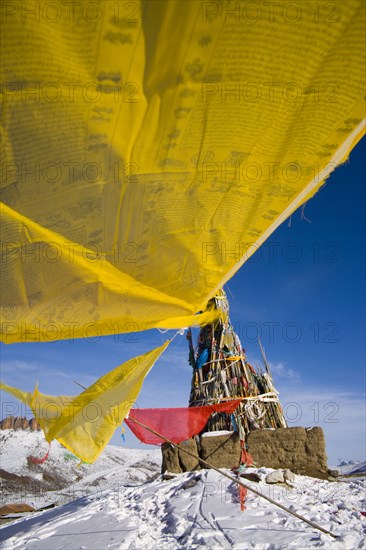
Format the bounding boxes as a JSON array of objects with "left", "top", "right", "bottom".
[
  {"left": 201, "top": 356, "right": 244, "bottom": 370},
  {"left": 189, "top": 392, "right": 279, "bottom": 406},
  {"left": 127, "top": 416, "right": 339, "bottom": 540}
]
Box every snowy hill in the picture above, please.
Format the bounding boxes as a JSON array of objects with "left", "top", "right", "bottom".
[
  {"left": 337, "top": 460, "right": 366, "bottom": 477},
  {"left": 0, "top": 430, "right": 161, "bottom": 510},
  {"left": 0, "top": 430, "right": 365, "bottom": 549}
]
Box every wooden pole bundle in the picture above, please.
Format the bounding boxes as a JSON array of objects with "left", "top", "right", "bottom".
[{"left": 188, "top": 289, "right": 287, "bottom": 438}]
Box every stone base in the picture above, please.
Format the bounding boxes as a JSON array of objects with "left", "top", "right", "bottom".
[
  {"left": 161, "top": 427, "right": 333, "bottom": 479},
  {"left": 247, "top": 426, "right": 331, "bottom": 479},
  {"left": 161, "top": 432, "right": 241, "bottom": 474},
  {"left": 200, "top": 432, "right": 241, "bottom": 469},
  {"left": 161, "top": 438, "right": 201, "bottom": 474}
]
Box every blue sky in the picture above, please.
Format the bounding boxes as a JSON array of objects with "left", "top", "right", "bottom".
[{"left": 1, "top": 138, "right": 365, "bottom": 466}]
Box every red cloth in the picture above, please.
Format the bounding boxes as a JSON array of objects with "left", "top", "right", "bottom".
[
  {"left": 240, "top": 447, "right": 254, "bottom": 466},
  {"left": 125, "top": 400, "right": 242, "bottom": 445},
  {"left": 238, "top": 449, "right": 253, "bottom": 512},
  {"left": 28, "top": 444, "right": 51, "bottom": 464},
  {"left": 239, "top": 485, "right": 247, "bottom": 511}
]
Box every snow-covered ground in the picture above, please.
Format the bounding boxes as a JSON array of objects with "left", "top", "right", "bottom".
[{"left": 0, "top": 430, "right": 365, "bottom": 549}]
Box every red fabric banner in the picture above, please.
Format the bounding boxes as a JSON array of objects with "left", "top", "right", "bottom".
[
  {"left": 28, "top": 443, "right": 51, "bottom": 464},
  {"left": 125, "top": 400, "right": 242, "bottom": 445}
]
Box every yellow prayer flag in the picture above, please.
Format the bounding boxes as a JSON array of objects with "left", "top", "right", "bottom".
[
  {"left": 0, "top": 341, "right": 169, "bottom": 463},
  {"left": 1, "top": 0, "right": 365, "bottom": 343}
]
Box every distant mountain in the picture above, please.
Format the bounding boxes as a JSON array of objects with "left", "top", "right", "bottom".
[
  {"left": 349, "top": 463, "right": 366, "bottom": 474},
  {"left": 338, "top": 460, "right": 358, "bottom": 466},
  {"left": 336, "top": 459, "right": 366, "bottom": 476}
]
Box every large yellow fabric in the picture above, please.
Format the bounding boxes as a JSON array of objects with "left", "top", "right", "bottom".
[
  {"left": 0, "top": 341, "right": 169, "bottom": 462},
  {"left": 1, "top": 0, "right": 365, "bottom": 342}
]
